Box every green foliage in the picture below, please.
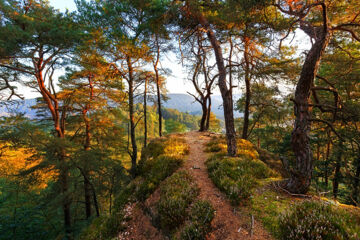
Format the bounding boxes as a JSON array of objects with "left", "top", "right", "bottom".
[
  {"left": 156, "top": 171, "right": 199, "bottom": 231},
  {"left": 279, "top": 201, "right": 360, "bottom": 240},
  {"left": 179, "top": 200, "right": 215, "bottom": 240},
  {"left": 135, "top": 155, "right": 183, "bottom": 201},
  {"left": 162, "top": 108, "right": 200, "bottom": 131},
  {"left": 165, "top": 119, "right": 187, "bottom": 133},
  {"left": 140, "top": 136, "right": 189, "bottom": 162},
  {"left": 206, "top": 137, "right": 278, "bottom": 205}
]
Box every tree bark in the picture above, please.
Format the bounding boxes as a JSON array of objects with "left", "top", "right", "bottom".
[
  {"left": 351, "top": 150, "right": 360, "bottom": 205},
  {"left": 242, "top": 38, "right": 251, "bottom": 140},
  {"left": 198, "top": 14, "right": 237, "bottom": 156},
  {"left": 153, "top": 35, "right": 163, "bottom": 137},
  {"left": 205, "top": 96, "right": 211, "bottom": 131},
  {"left": 199, "top": 101, "right": 208, "bottom": 131},
  {"left": 332, "top": 142, "right": 342, "bottom": 200},
  {"left": 324, "top": 139, "right": 331, "bottom": 187},
  {"left": 285, "top": 24, "right": 332, "bottom": 193},
  {"left": 127, "top": 57, "right": 138, "bottom": 177},
  {"left": 144, "top": 76, "right": 148, "bottom": 147},
  {"left": 36, "top": 52, "right": 72, "bottom": 237}
]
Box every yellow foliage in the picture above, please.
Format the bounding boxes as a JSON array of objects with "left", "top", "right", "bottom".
[{"left": 0, "top": 144, "right": 57, "bottom": 190}]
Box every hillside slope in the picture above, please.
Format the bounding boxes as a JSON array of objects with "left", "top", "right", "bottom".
[{"left": 78, "top": 132, "right": 360, "bottom": 240}]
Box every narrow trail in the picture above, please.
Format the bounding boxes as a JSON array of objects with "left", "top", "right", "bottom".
[
  {"left": 119, "top": 131, "right": 272, "bottom": 240},
  {"left": 183, "top": 131, "right": 272, "bottom": 240}
]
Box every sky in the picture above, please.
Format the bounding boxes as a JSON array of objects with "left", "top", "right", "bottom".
[
  {"left": 20, "top": 0, "right": 309, "bottom": 99},
  {"left": 45, "top": 0, "right": 194, "bottom": 97}
]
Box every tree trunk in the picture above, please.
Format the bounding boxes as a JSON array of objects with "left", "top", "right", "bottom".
[
  {"left": 127, "top": 57, "right": 137, "bottom": 177},
  {"left": 285, "top": 27, "right": 332, "bottom": 194},
  {"left": 144, "top": 76, "right": 148, "bottom": 147},
  {"left": 36, "top": 62, "right": 72, "bottom": 237},
  {"left": 242, "top": 45, "right": 251, "bottom": 140},
  {"left": 351, "top": 150, "right": 360, "bottom": 205},
  {"left": 332, "top": 142, "right": 342, "bottom": 200},
  {"left": 199, "top": 101, "right": 208, "bottom": 132},
  {"left": 324, "top": 140, "right": 331, "bottom": 187},
  {"left": 153, "top": 35, "right": 163, "bottom": 137},
  {"left": 205, "top": 96, "right": 211, "bottom": 131},
  {"left": 198, "top": 15, "right": 236, "bottom": 156},
  {"left": 60, "top": 153, "right": 71, "bottom": 239}
]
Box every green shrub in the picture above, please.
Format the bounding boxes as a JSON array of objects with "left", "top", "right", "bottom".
[
  {"left": 136, "top": 155, "right": 183, "bottom": 201},
  {"left": 157, "top": 171, "right": 199, "bottom": 231},
  {"left": 140, "top": 137, "right": 189, "bottom": 163},
  {"left": 206, "top": 154, "right": 276, "bottom": 205},
  {"left": 189, "top": 200, "right": 214, "bottom": 224},
  {"left": 77, "top": 211, "right": 127, "bottom": 240},
  {"left": 279, "top": 201, "right": 349, "bottom": 240},
  {"left": 180, "top": 222, "right": 206, "bottom": 240},
  {"left": 180, "top": 200, "right": 215, "bottom": 240}
]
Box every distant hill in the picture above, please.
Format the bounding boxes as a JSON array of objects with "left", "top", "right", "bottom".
[
  {"left": 161, "top": 94, "right": 242, "bottom": 119},
  {"left": 0, "top": 93, "right": 242, "bottom": 119}
]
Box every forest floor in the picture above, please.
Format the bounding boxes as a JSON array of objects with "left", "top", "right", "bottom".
[{"left": 119, "top": 131, "right": 272, "bottom": 240}]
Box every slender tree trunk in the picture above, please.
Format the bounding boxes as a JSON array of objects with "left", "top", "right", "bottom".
[
  {"left": 324, "top": 140, "right": 331, "bottom": 187},
  {"left": 205, "top": 96, "right": 211, "bottom": 131},
  {"left": 285, "top": 26, "right": 332, "bottom": 194},
  {"left": 351, "top": 150, "right": 360, "bottom": 205},
  {"left": 242, "top": 38, "right": 251, "bottom": 140},
  {"left": 153, "top": 35, "right": 163, "bottom": 137},
  {"left": 144, "top": 77, "right": 148, "bottom": 147},
  {"left": 83, "top": 76, "right": 94, "bottom": 219},
  {"left": 198, "top": 15, "right": 236, "bottom": 156},
  {"left": 333, "top": 142, "right": 342, "bottom": 200},
  {"left": 127, "top": 57, "right": 137, "bottom": 177}
]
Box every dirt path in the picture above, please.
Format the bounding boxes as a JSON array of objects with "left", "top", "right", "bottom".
[{"left": 183, "top": 131, "right": 272, "bottom": 240}]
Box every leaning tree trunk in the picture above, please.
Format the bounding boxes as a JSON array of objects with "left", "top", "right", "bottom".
[
  {"left": 285, "top": 27, "right": 332, "bottom": 194},
  {"left": 198, "top": 15, "right": 236, "bottom": 156},
  {"left": 127, "top": 57, "right": 138, "bottom": 177}
]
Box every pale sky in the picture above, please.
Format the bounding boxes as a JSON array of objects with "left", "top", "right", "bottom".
[
  {"left": 20, "top": 0, "right": 308, "bottom": 99},
  {"left": 47, "top": 0, "right": 194, "bottom": 96}
]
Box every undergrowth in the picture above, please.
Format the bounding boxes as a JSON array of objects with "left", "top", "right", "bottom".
[
  {"left": 279, "top": 200, "right": 360, "bottom": 240},
  {"left": 155, "top": 170, "right": 215, "bottom": 239},
  {"left": 77, "top": 136, "right": 189, "bottom": 240},
  {"left": 206, "top": 137, "right": 278, "bottom": 205}
]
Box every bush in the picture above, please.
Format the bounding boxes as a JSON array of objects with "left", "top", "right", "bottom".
[
  {"left": 180, "top": 200, "right": 215, "bottom": 240},
  {"left": 136, "top": 155, "right": 183, "bottom": 201},
  {"left": 78, "top": 136, "right": 189, "bottom": 239},
  {"left": 206, "top": 154, "right": 276, "bottom": 205},
  {"left": 140, "top": 136, "right": 189, "bottom": 163},
  {"left": 156, "top": 171, "right": 199, "bottom": 231},
  {"left": 279, "top": 201, "right": 349, "bottom": 240}
]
